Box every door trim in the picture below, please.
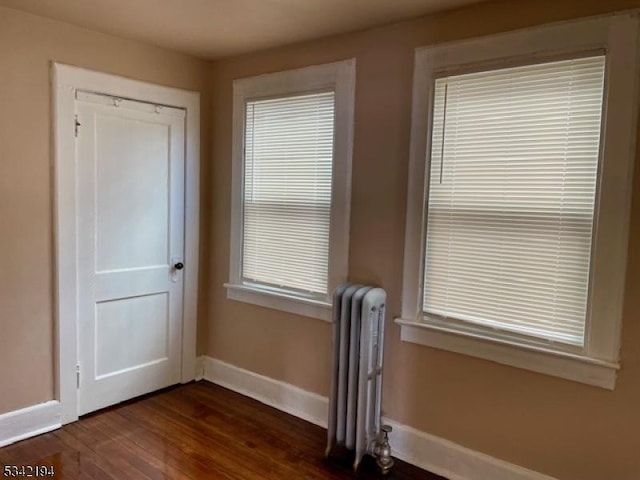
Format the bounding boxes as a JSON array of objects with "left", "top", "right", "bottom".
[{"left": 52, "top": 63, "right": 200, "bottom": 424}]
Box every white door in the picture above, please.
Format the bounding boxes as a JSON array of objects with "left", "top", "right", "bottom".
[{"left": 75, "top": 91, "right": 185, "bottom": 415}]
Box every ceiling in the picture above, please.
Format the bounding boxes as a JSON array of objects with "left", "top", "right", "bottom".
[{"left": 0, "top": 0, "right": 488, "bottom": 59}]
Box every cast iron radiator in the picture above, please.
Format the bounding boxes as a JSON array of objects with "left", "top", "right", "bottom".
[{"left": 325, "top": 284, "right": 394, "bottom": 474}]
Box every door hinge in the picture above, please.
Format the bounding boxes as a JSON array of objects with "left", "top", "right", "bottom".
[
  {"left": 74, "top": 115, "right": 81, "bottom": 137},
  {"left": 76, "top": 365, "right": 80, "bottom": 389}
]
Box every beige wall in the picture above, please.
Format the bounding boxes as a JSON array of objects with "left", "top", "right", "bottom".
[
  {"left": 206, "top": 1, "right": 640, "bottom": 479},
  {"left": 0, "top": 6, "right": 209, "bottom": 414}
]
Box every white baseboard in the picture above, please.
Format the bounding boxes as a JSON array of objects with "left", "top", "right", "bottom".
[
  {"left": 200, "top": 356, "right": 556, "bottom": 480},
  {"left": 0, "top": 401, "right": 62, "bottom": 448},
  {"left": 380, "top": 418, "right": 556, "bottom": 480},
  {"left": 194, "top": 355, "right": 206, "bottom": 381},
  {"left": 201, "top": 356, "right": 327, "bottom": 427}
]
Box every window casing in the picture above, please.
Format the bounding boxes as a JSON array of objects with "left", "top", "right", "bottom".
[
  {"left": 226, "top": 60, "right": 355, "bottom": 321},
  {"left": 398, "top": 14, "right": 639, "bottom": 389}
]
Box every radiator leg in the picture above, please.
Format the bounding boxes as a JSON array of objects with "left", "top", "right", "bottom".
[
  {"left": 374, "top": 425, "right": 394, "bottom": 475},
  {"left": 353, "top": 456, "right": 362, "bottom": 473}
]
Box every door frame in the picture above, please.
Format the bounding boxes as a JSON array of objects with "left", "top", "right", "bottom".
[{"left": 52, "top": 63, "right": 200, "bottom": 424}]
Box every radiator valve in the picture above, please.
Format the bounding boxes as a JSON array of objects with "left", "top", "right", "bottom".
[{"left": 374, "top": 425, "right": 394, "bottom": 475}]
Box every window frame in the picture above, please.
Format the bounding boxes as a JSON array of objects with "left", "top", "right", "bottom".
[
  {"left": 397, "top": 14, "right": 640, "bottom": 389},
  {"left": 226, "top": 59, "right": 356, "bottom": 321}
]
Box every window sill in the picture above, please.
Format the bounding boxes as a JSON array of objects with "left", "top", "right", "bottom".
[
  {"left": 224, "top": 283, "right": 332, "bottom": 322},
  {"left": 394, "top": 318, "right": 619, "bottom": 390}
]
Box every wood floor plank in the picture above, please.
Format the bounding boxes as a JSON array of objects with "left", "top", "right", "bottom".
[
  {"left": 168, "top": 384, "right": 339, "bottom": 477},
  {"left": 140, "top": 396, "right": 334, "bottom": 480},
  {"left": 118, "top": 401, "right": 251, "bottom": 479},
  {"left": 56, "top": 423, "right": 152, "bottom": 480},
  {"left": 86, "top": 414, "right": 194, "bottom": 480},
  {"left": 0, "top": 382, "right": 445, "bottom": 480}
]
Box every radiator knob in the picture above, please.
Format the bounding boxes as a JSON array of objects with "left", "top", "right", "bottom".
[{"left": 376, "top": 425, "right": 394, "bottom": 475}]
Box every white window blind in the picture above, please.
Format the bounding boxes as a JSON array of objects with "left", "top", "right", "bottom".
[
  {"left": 243, "top": 91, "right": 335, "bottom": 296},
  {"left": 424, "top": 56, "right": 606, "bottom": 345}
]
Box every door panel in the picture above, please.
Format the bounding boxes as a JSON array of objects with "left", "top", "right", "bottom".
[
  {"left": 95, "top": 293, "right": 169, "bottom": 378},
  {"left": 76, "top": 92, "right": 185, "bottom": 415},
  {"left": 95, "top": 113, "right": 170, "bottom": 272}
]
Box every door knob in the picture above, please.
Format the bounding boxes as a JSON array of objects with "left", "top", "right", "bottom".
[{"left": 174, "top": 262, "right": 184, "bottom": 270}]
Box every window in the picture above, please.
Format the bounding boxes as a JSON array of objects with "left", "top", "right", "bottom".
[
  {"left": 243, "top": 92, "right": 335, "bottom": 295},
  {"left": 226, "top": 60, "right": 355, "bottom": 321},
  {"left": 425, "top": 56, "right": 605, "bottom": 346},
  {"left": 399, "top": 14, "right": 639, "bottom": 389}
]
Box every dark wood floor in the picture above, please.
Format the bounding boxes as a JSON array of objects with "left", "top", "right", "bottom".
[{"left": 0, "top": 382, "right": 444, "bottom": 479}]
